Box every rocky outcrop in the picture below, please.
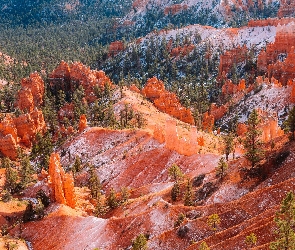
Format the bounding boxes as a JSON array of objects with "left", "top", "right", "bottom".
[
  {"left": 0, "top": 72, "right": 46, "bottom": 159},
  {"left": 142, "top": 77, "right": 194, "bottom": 124},
  {"left": 219, "top": 45, "right": 248, "bottom": 77},
  {"left": 257, "top": 26, "right": 295, "bottom": 85},
  {"left": 170, "top": 44, "right": 195, "bottom": 57},
  {"left": 48, "top": 153, "right": 76, "bottom": 208},
  {"left": 108, "top": 41, "right": 124, "bottom": 57},
  {"left": 14, "top": 110, "right": 46, "bottom": 147},
  {"left": 0, "top": 134, "right": 18, "bottom": 160},
  {"left": 49, "top": 61, "right": 113, "bottom": 103},
  {"left": 79, "top": 114, "right": 87, "bottom": 132},
  {"left": 202, "top": 112, "right": 214, "bottom": 132},
  {"left": 164, "top": 4, "right": 188, "bottom": 15},
  {"left": 236, "top": 110, "right": 283, "bottom": 142},
  {"left": 16, "top": 72, "right": 45, "bottom": 112},
  {"left": 278, "top": 0, "right": 295, "bottom": 18},
  {"left": 248, "top": 17, "right": 295, "bottom": 27}
]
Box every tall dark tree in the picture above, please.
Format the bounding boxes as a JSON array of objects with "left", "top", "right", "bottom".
[
  {"left": 284, "top": 106, "right": 295, "bottom": 141},
  {"left": 270, "top": 192, "right": 295, "bottom": 250},
  {"left": 243, "top": 109, "right": 264, "bottom": 168}
]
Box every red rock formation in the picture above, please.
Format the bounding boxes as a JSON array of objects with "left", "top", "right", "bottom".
[
  {"left": 21, "top": 72, "right": 45, "bottom": 107},
  {"left": 236, "top": 123, "right": 247, "bottom": 137},
  {"left": 108, "top": 41, "right": 124, "bottom": 57},
  {"left": 0, "top": 71, "right": 46, "bottom": 158},
  {"left": 49, "top": 60, "right": 71, "bottom": 79},
  {"left": 16, "top": 88, "right": 34, "bottom": 113},
  {"left": 16, "top": 72, "right": 45, "bottom": 112},
  {"left": 0, "top": 134, "right": 18, "bottom": 160},
  {"left": 14, "top": 110, "right": 46, "bottom": 147},
  {"left": 129, "top": 84, "right": 141, "bottom": 93},
  {"left": 219, "top": 45, "right": 248, "bottom": 77},
  {"left": 142, "top": 77, "right": 194, "bottom": 124},
  {"left": 210, "top": 103, "right": 228, "bottom": 121},
  {"left": 236, "top": 111, "right": 283, "bottom": 142},
  {"left": 164, "top": 4, "right": 188, "bottom": 15},
  {"left": 267, "top": 48, "right": 295, "bottom": 85},
  {"left": 248, "top": 17, "right": 295, "bottom": 27},
  {"left": 79, "top": 114, "right": 87, "bottom": 132},
  {"left": 141, "top": 77, "right": 165, "bottom": 101},
  {"left": 202, "top": 112, "right": 214, "bottom": 132},
  {"left": 257, "top": 28, "right": 295, "bottom": 84},
  {"left": 278, "top": 0, "right": 295, "bottom": 18},
  {"left": 48, "top": 153, "right": 76, "bottom": 208},
  {"left": 170, "top": 44, "right": 195, "bottom": 57},
  {"left": 49, "top": 61, "right": 113, "bottom": 103}
]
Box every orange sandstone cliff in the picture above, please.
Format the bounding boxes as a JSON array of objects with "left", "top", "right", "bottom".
[{"left": 142, "top": 77, "right": 194, "bottom": 124}]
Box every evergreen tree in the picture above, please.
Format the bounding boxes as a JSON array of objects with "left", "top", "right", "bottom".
[
  {"left": 30, "top": 132, "right": 53, "bottom": 171},
  {"left": 270, "top": 192, "right": 295, "bottom": 250},
  {"left": 132, "top": 233, "right": 148, "bottom": 250},
  {"left": 215, "top": 157, "right": 228, "bottom": 179},
  {"left": 3, "top": 158, "right": 18, "bottom": 194},
  {"left": 168, "top": 164, "right": 183, "bottom": 182},
  {"left": 168, "top": 164, "right": 183, "bottom": 202},
  {"left": 107, "top": 188, "right": 119, "bottom": 210},
  {"left": 199, "top": 241, "right": 210, "bottom": 250},
  {"left": 20, "top": 155, "right": 34, "bottom": 188},
  {"left": 243, "top": 109, "right": 264, "bottom": 168},
  {"left": 284, "top": 106, "right": 295, "bottom": 141},
  {"left": 94, "top": 192, "right": 108, "bottom": 217},
  {"left": 223, "top": 133, "right": 234, "bottom": 161},
  {"left": 72, "top": 155, "right": 83, "bottom": 175},
  {"left": 88, "top": 165, "right": 101, "bottom": 199},
  {"left": 171, "top": 182, "right": 180, "bottom": 202},
  {"left": 245, "top": 232, "right": 257, "bottom": 248},
  {"left": 184, "top": 179, "right": 193, "bottom": 206},
  {"left": 207, "top": 213, "right": 220, "bottom": 231}
]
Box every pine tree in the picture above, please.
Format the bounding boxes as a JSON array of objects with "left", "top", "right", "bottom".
[
  {"left": 171, "top": 182, "right": 180, "bottom": 202},
  {"left": 207, "top": 214, "right": 220, "bottom": 231},
  {"left": 245, "top": 232, "right": 257, "bottom": 248},
  {"left": 199, "top": 241, "right": 210, "bottom": 250},
  {"left": 88, "top": 165, "right": 101, "bottom": 199},
  {"left": 223, "top": 133, "right": 234, "bottom": 161},
  {"left": 215, "top": 157, "right": 228, "bottom": 179},
  {"left": 132, "top": 233, "right": 148, "bottom": 250},
  {"left": 20, "top": 155, "right": 34, "bottom": 188},
  {"left": 270, "top": 192, "right": 295, "bottom": 250},
  {"left": 107, "top": 188, "right": 119, "bottom": 210},
  {"left": 168, "top": 164, "right": 183, "bottom": 202},
  {"left": 284, "top": 106, "right": 295, "bottom": 141},
  {"left": 243, "top": 109, "right": 264, "bottom": 168},
  {"left": 3, "top": 158, "right": 18, "bottom": 194},
  {"left": 184, "top": 179, "right": 193, "bottom": 206},
  {"left": 94, "top": 192, "right": 108, "bottom": 217},
  {"left": 72, "top": 155, "right": 82, "bottom": 175},
  {"left": 168, "top": 164, "right": 183, "bottom": 182}
]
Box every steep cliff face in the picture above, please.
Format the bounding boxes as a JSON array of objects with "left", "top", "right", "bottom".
[
  {"left": 0, "top": 115, "right": 18, "bottom": 159},
  {"left": 142, "top": 77, "right": 194, "bottom": 124},
  {"left": 49, "top": 61, "right": 113, "bottom": 103},
  {"left": 48, "top": 153, "right": 76, "bottom": 208}
]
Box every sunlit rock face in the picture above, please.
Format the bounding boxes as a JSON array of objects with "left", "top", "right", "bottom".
[
  {"left": 48, "top": 153, "right": 76, "bottom": 208},
  {"left": 142, "top": 77, "right": 194, "bottom": 124}
]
